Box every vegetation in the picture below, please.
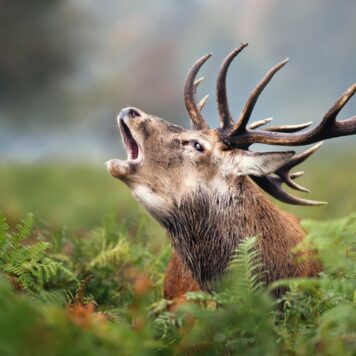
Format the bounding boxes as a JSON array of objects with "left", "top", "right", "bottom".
[
  {"left": 0, "top": 162, "right": 355, "bottom": 354},
  {"left": 0, "top": 208, "right": 355, "bottom": 355}
]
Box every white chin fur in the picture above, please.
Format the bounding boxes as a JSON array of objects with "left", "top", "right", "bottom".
[{"left": 133, "top": 185, "right": 167, "bottom": 214}]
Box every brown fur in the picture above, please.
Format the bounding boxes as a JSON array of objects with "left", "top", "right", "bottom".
[
  {"left": 161, "top": 178, "right": 321, "bottom": 299},
  {"left": 163, "top": 252, "right": 200, "bottom": 309}
]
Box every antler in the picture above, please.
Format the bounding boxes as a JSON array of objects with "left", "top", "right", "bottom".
[
  {"left": 184, "top": 54, "right": 212, "bottom": 130},
  {"left": 251, "top": 142, "right": 327, "bottom": 206},
  {"left": 247, "top": 122, "right": 327, "bottom": 204},
  {"left": 214, "top": 46, "right": 355, "bottom": 204},
  {"left": 184, "top": 46, "right": 355, "bottom": 205},
  {"left": 251, "top": 173, "right": 327, "bottom": 206},
  {"left": 228, "top": 58, "right": 289, "bottom": 136},
  {"left": 221, "top": 61, "right": 356, "bottom": 147},
  {"left": 216, "top": 43, "right": 248, "bottom": 131}
]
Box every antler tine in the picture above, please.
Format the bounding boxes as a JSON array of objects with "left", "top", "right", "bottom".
[
  {"left": 279, "top": 175, "right": 309, "bottom": 193},
  {"left": 194, "top": 77, "right": 209, "bottom": 112},
  {"left": 248, "top": 119, "right": 313, "bottom": 133},
  {"left": 252, "top": 175, "right": 327, "bottom": 206},
  {"left": 321, "top": 83, "right": 356, "bottom": 127},
  {"left": 227, "top": 58, "right": 289, "bottom": 137},
  {"left": 264, "top": 122, "right": 313, "bottom": 133},
  {"left": 290, "top": 171, "right": 304, "bottom": 179},
  {"left": 248, "top": 118, "right": 273, "bottom": 130},
  {"left": 216, "top": 43, "right": 248, "bottom": 131},
  {"left": 184, "top": 53, "right": 212, "bottom": 130},
  {"left": 275, "top": 142, "right": 323, "bottom": 192},
  {"left": 197, "top": 94, "right": 209, "bottom": 111},
  {"left": 226, "top": 83, "right": 356, "bottom": 147},
  {"left": 193, "top": 77, "right": 205, "bottom": 93}
]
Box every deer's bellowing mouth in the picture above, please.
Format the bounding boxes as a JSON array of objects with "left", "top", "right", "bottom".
[
  {"left": 106, "top": 117, "right": 144, "bottom": 179},
  {"left": 119, "top": 119, "right": 143, "bottom": 164}
]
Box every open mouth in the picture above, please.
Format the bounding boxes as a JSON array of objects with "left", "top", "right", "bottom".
[{"left": 119, "top": 119, "right": 143, "bottom": 164}]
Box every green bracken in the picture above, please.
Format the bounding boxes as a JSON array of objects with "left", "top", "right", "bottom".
[{"left": 0, "top": 211, "right": 355, "bottom": 355}]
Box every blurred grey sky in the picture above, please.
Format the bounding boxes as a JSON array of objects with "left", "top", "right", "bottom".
[{"left": 0, "top": 0, "right": 355, "bottom": 162}]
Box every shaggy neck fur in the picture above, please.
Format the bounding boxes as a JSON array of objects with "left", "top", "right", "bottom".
[{"left": 158, "top": 177, "right": 318, "bottom": 291}]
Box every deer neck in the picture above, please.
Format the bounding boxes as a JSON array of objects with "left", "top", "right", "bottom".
[{"left": 158, "top": 177, "right": 300, "bottom": 291}]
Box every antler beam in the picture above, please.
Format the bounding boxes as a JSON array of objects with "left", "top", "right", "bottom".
[{"left": 216, "top": 43, "right": 248, "bottom": 131}]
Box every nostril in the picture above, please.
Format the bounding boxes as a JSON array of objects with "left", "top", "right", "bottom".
[
  {"left": 128, "top": 108, "right": 141, "bottom": 118},
  {"left": 118, "top": 107, "right": 142, "bottom": 120}
]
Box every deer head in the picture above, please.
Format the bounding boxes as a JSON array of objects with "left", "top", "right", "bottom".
[
  {"left": 107, "top": 43, "right": 355, "bottom": 211},
  {"left": 107, "top": 44, "right": 355, "bottom": 289}
]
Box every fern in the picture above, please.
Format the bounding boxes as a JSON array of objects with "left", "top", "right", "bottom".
[
  {"left": 13, "top": 213, "right": 34, "bottom": 245},
  {"left": 0, "top": 213, "right": 76, "bottom": 292},
  {"left": 1, "top": 211, "right": 355, "bottom": 355},
  {"left": 29, "top": 289, "right": 68, "bottom": 307},
  {"left": 185, "top": 237, "right": 265, "bottom": 308},
  {"left": 301, "top": 213, "right": 356, "bottom": 277},
  {"left": 89, "top": 237, "right": 130, "bottom": 268},
  {"left": 227, "top": 236, "right": 265, "bottom": 297}
]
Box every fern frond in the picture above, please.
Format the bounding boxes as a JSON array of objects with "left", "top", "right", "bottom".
[
  {"left": 29, "top": 289, "right": 67, "bottom": 307},
  {"left": 26, "top": 241, "right": 50, "bottom": 261},
  {"left": 89, "top": 238, "right": 130, "bottom": 268},
  {"left": 13, "top": 213, "right": 33, "bottom": 245},
  {"left": 228, "top": 236, "right": 266, "bottom": 296}
]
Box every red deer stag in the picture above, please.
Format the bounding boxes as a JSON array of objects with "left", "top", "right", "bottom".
[{"left": 107, "top": 44, "right": 356, "bottom": 304}]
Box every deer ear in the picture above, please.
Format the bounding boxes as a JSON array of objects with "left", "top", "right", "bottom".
[{"left": 237, "top": 151, "right": 294, "bottom": 176}]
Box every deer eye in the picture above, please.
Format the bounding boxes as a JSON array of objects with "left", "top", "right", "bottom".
[
  {"left": 181, "top": 140, "right": 205, "bottom": 153},
  {"left": 191, "top": 140, "right": 204, "bottom": 152}
]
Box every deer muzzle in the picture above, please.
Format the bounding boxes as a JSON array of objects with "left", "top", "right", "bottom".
[{"left": 106, "top": 107, "right": 144, "bottom": 180}]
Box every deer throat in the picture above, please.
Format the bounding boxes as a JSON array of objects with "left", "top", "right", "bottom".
[
  {"left": 157, "top": 180, "right": 259, "bottom": 290},
  {"left": 157, "top": 178, "right": 306, "bottom": 291}
]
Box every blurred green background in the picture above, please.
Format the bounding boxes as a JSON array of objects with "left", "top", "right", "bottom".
[{"left": 0, "top": 0, "right": 355, "bottom": 232}]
